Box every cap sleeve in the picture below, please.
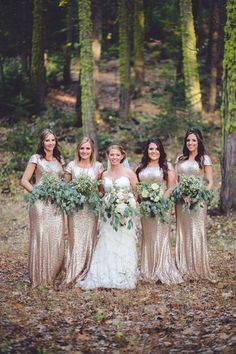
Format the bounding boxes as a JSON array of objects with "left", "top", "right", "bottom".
[
  {"left": 28, "top": 154, "right": 39, "bottom": 165},
  {"left": 96, "top": 161, "right": 104, "bottom": 174},
  {"left": 175, "top": 155, "right": 182, "bottom": 164},
  {"left": 65, "top": 161, "right": 74, "bottom": 174},
  {"left": 203, "top": 155, "right": 212, "bottom": 166}
]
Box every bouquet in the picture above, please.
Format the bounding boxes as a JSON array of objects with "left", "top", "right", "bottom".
[
  {"left": 24, "top": 173, "right": 101, "bottom": 215},
  {"left": 171, "top": 175, "right": 214, "bottom": 212},
  {"left": 101, "top": 186, "right": 137, "bottom": 231},
  {"left": 67, "top": 175, "right": 101, "bottom": 215},
  {"left": 24, "top": 172, "right": 63, "bottom": 208},
  {"left": 137, "top": 181, "right": 172, "bottom": 223}
]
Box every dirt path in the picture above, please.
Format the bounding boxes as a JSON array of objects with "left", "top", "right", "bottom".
[{"left": 0, "top": 191, "right": 235, "bottom": 353}]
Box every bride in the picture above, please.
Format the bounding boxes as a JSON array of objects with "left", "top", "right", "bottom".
[{"left": 78, "top": 144, "right": 138, "bottom": 289}]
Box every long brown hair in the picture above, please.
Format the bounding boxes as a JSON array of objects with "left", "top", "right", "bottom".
[
  {"left": 136, "top": 137, "right": 168, "bottom": 181},
  {"left": 36, "top": 129, "right": 62, "bottom": 163},
  {"left": 178, "top": 128, "right": 206, "bottom": 169}
]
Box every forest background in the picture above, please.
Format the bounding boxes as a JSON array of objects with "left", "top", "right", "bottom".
[{"left": 0, "top": 0, "right": 235, "bottom": 353}]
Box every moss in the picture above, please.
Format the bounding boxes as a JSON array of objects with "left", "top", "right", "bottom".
[
  {"left": 118, "top": 0, "right": 131, "bottom": 119},
  {"left": 31, "top": 0, "right": 45, "bottom": 111},
  {"left": 221, "top": 0, "right": 236, "bottom": 134},
  {"left": 179, "top": 0, "right": 202, "bottom": 116},
  {"left": 134, "top": 0, "right": 145, "bottom": 95},
  {"left": 78, "top": 0, "right": 96, "bottom": 140}
]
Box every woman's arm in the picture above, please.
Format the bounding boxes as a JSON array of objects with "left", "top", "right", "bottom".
[
  {"left": 21, "top": 163, "right": 37, "bottom": 192},
  {"left": 164, "top": 169, "right": 176, "bottom": 198},
  {"left": 64, "top": 173, "right": 72, "bottom": 182},
  {"left": 128, "top": 170, "right": 138, "bottom": 192},
  {"left": 204, "top": 165, "right": 213, "bottom": 190}
]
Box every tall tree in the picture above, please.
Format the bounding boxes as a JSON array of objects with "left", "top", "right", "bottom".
[
  {"left": 208, "top": 0, "right": 226, "bottom": 112},
  {"left": 78, "top": 0, "right": 96, "bottom": 141},
  {"left": 179, "top": 0, "right": 202, "bottom": 118},
  {"left": 118, "top": 0, "right": 131, "bottom": 120},
  {"left": 133, "top": 0, "right": 145, "bottom": 98},
  {"left": 63, "top": 0, "right": 73, "bottom": 85},
  {"left": 220, "top": 0, "right": 236, "bottom": 213},
  {"left": 31, "top": 0, "right": 45, "bottom": 112},
  {"left": 92, "top": 0, "right": 102, "bottom": 109}
]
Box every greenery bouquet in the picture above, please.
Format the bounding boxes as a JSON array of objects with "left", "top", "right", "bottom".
[
  {"left": 24, "top": 172, "right": 64, "bottom": 209},
  {"left": 24, "top": 173, "right": 101, "bottom": 215},
  {"left": 137, "top": 181, "right": 172, "bottom": 223},
  {"left": 101, "top": 186, "right": 137, "bottom": 231},
  {"left": 171, "top": 175, "right": 214, "bottom": 212},
  {"left": 68, "top": 175, "right": 101, "bottom": 215}
]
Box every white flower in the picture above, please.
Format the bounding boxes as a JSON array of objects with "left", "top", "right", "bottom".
[
  {"left": 141, "top": 190, "right": 149, "bottom": 198},
  {"left": 129, "top": 197, "right": 136, "bottom": 208},
  {"left": 151, "top": 183, "right": 159, "bottom": 191},
  {"left": 116, "top": 202, "right": 127, "bottom": 215},
  {"left": 154, "top": 195, "right": 160, "bottom": 202}
]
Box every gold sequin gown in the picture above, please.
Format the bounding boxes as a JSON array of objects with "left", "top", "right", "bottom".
[
  {"left": 175, "top": 155, "right": 214, "bottom": 280},
  {"left": 28, "top": 154, "right": 65, "bottom": 287},
  {"left": 139, "top": 164, "right": 183, "bottom": 284},
  {"left": 65, "top": 161, "right": 103, "bottom": 285}
]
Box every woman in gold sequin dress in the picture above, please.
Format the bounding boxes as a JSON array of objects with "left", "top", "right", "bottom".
[
  {"left": 175, "top": 128, "right": 214, "bottom": 280},
  {"left": 64, "top": 137, "right": 103, "bottom": 285},
  {"left": 21, "top": 129, "right": 65, "bottom": 287},
  {"left": 136, "top": 138, "right": 183, "bottom": 284}
]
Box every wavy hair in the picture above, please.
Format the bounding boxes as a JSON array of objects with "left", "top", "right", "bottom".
[
  {"left": 75, "top": 137, "right": 96, "bottom": 165},
  {"left": 178, "top": 127, "right": 206, "bottom": 169},
  {"left": 136, "top": 137, "right": 168, "bottom": 181},
  {"left": 36, "top": 129, "right": 62, "bottom": 163}
]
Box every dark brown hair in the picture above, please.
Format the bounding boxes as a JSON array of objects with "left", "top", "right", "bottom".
[{"left": 36, "top": 129, "right": 63, "bottom": 163}]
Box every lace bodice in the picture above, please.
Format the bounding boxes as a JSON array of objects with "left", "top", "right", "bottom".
[
  {"left": 29, "top": 154, "right": 64, "bottom": 185},
  {"left": 103, "top": 176, "right": 132, "bottom": 192},
  {"left": 65, "top": 160, "right": 103, "bottom": 180},
  {"left": 176, "top": 155, "right": 212, "bottom": 179}
]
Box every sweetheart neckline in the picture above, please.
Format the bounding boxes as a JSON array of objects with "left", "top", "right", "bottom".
[{"left": 103, "top": 176, "right": 130, "bottom": 183}]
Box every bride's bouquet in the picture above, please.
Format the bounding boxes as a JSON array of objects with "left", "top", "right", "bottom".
[
  {"left": 101, "top": 186, "right": 137, "bottom": 231},
  {"left": 171, "top": 175, "right": 214, "bottom": 212},
  {"left": 137, "top": 181, "right": 172, "bottom": 223}
]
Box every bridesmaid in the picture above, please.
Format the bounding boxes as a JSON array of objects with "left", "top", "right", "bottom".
[
  {"left": 64, "top": 137, "right": 103, "bottom": 285},
  {"left": 136, "top": 137, "right": 183, "bottom": 284},
  {"left": 175, "top": 127, "right": 214, "bottom": 280},
  {"left": 21, "top": 129, "right": 65, "bottom": 288}
]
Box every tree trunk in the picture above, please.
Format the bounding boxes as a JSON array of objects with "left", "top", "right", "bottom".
[
  {"left": 118, "top": 0, "right": 131, "bottom": 120},
  {"left": 133, "top": 0, "right": 145, "bottom": 98},
  {"left": 208, "top": 0, "right": 226, "bottom": 112},
  {"left": 78, "top": 0, "right": 97, "bottom": 143},
  {"left": 92, "top": 0, "right": 102, "bottom": 110},
  {"left": 220, "top": 0, "right": 236, "bottom": 213},
  {"left": 179, "top": 0, "right": 202, "bottom": 119},
  {"left": 30, "top": 0, "right": 45, "bottom": 112},
  {"left": 63, "top": 0, "right": 73, "bottom": 85}
]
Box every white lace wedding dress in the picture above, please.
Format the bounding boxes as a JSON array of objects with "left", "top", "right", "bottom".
[{"left": 78, "top": 176, "right": 138, "bottom": 289}]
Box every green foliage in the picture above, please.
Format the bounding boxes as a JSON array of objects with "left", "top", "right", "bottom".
[
  {"left": 25, "top": 173, "right": 101, "bottom": 215},
  {"left": 45, "top": 53, "right": 64, "bottom": 87},
  {"left": 137, "top": 181, "right": 172, "bottom": 223},
  {"left": 0, "top": 339, "right": 12, "bottom": 353},
  {"left": 171, "top": 175, "right": 214, "bottom": 213},
  {"left": 0, "top": 59, "right": 33, "bottom": 119}
]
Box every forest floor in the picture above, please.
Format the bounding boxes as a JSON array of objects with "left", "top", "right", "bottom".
[{"left": 0, "top": 56, "right": 236, "bottom": 353}]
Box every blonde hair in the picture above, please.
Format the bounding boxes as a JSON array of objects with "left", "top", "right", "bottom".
[
  {"left": 75, "top": 137, "right": 96, "bottom": 164},
  {"left": 106, "top": 144, "right": 127, "bottom": 163}
]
